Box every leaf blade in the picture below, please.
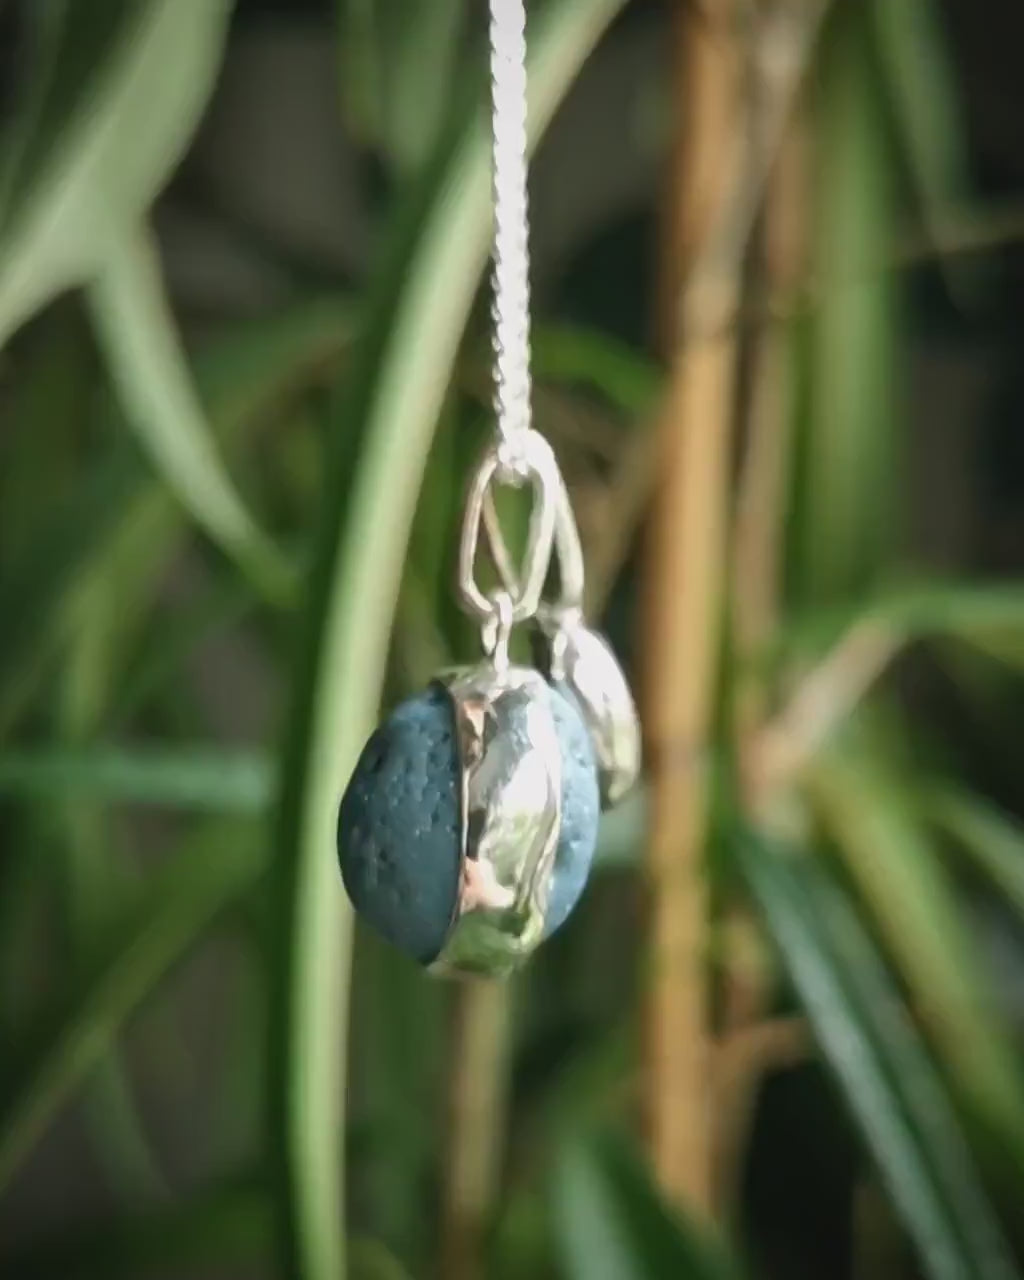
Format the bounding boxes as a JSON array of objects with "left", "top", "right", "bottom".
[
  {"left": 0, "top": 0, "right": 234, "bottom": 342},
  {"left": 869, "top": 0, "right": 974, "bottom": 299},
  {"left": 553, "top": 1132, "right": 738, "bottom": 1280},
  {"left": 532, "top": 323, "right": 660, "bottom": 419},
  {"left": 797, "top": 2, "right": 899, "bottom": 604},
  {"left": 0, "top": 295, "right": 353, "bottom": 731},
  {"left": 926, "top": 790, "right": 1024, "bottom": 924},
  {"left": 337, "top": 0, "right": 466, "bottom": 173},
  {"left": 735, "top": 830, "right": 1018, "bottom": 1280},
  {"left": 0, "top": 745, "right": 272, "bottom": 812},
  {"left": 87, "top": 225, "right": 294, "bottom": 604},
  {"left": 781, "top": 580, "right": 1024, "bottom": 661},
  {"left": 808, "top": 749, "right": 1024, "bottom": 1155},
  {"left": 0, "top": 820, "right": 265, "bottom": 1188}
]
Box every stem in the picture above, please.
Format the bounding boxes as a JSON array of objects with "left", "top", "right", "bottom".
[
  {"left": 440, "top": 981, "right": 512, "bottom": 1280},
  {"left": 640, "top": 0, "right": 830, "bottom": 1215},
  {"left": 753, "top": 620, "right": 898, "bottom": 790},
  {"left": 640, "top": 0, "right": 742, "bottom": 1215}
]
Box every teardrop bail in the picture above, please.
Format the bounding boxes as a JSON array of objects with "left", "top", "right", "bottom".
[
  {"left": 483, "top": 465, "right": 584, "bottom": 627},
  {"left": 457, "top": 428, "right": 561, "bottom": 629}
]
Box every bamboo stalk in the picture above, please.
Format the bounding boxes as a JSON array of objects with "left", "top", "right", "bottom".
[
  {"left": 640, "top": 0, "right": 831, "bottom": 1215},
  {"left": 640, "top": 0, "right": 741, "bottom": 1215},
  {"left": 440, "top": 980, "right": 511, "bottom": 1280}
]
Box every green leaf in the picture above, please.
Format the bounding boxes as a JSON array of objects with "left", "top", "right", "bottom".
[
  {"left": 797, "top": 2, "right": 899, "bottom": 603},
  {"left": 398, "top": 401, "right": 461, "bottom": 685},
  {"left": 553, "top": 1132, "right": 737, "bottom": 1280},
  {"left": 0, "top": 820, "right": 264, "bottom": 1187},
  {"left": 0, "top": 0, "right": 234, "bottom": 344},
  {"left": 925, "top": 790, "right": 1024, "bottom": 924},
  {"left": 59, "top": 575, "right": 165, "bottom": 1199},
  {"left": 532, "top": 323, "right": 660, "bottom": 419},
  {"left": 268, "top": 4, "right": 629, "bottom": 1279},
  {"left": 735, "top": 831, "right": 1018, "bottom": 1280},
  {"left": 82, "top": 292, "right": 354, "bottom": 678},
  {"left": 347, "top": 931, "right": 447, "bottom": 1266},
  {"left": 955, "top": 630, "right": 1024, "bottom": 674},
  {"left": 87, "top": 225, "right": 294, "bottom": 604},
  {"left": 0, "top": 745, "right": 271, "bottom": 812},
  {"left": 0, "top": 296, "right": 353, "bottom": 732},
  {"left": 869, "top": 0, "right": 974, "bottom": 298},
  {"left": 513, "top": 1026, "right": 633, "bottom": 1170},
  {"left": 338, "top": 0, "right": 466, "bottom": 174},
  {"left": 781, "top": 580, "right": 1024, "bottom": 661},
  {"left": 875, "top": 582, "right": 1024, "bottom": 642},
  {"left": 348, "top": 1237, "right": 416, "bottom": 1280},
  {"left": 809, "top": 749, "right": 1024, "bottom": 1155}
]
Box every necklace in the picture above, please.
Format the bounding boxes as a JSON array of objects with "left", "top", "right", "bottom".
[{"left": 337, "top": 0, "right": 640, "bottom": 978}]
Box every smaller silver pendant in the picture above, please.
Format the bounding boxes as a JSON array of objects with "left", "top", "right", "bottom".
[
  {"left": 535, "top": 612, "right": 641, "bottom": 811},
  {"left": 429, "top": 662, "right": 562, "bottom": 978},
  {"left": 481, "top": 456, "right": 641, "bottom": 811}
]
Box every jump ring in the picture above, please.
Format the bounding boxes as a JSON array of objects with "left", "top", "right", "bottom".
[{"left": 481, "top": 589, "right": 514, "bottom": 671}]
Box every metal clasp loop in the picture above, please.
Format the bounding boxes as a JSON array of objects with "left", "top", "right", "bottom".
[
  {"left": 481, "top": 464, "right": 585, "bottom": 628},
  {"left": 457, "top": 429, "right": 560, "bottom": 630}
]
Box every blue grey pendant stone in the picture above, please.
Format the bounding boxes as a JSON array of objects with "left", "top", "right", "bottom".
[
  {"left": 337, "top": 681, "right": 600, "bottom": 965},
  {"left": 545, "top": 683, "right": 601, "bottom": 936}
]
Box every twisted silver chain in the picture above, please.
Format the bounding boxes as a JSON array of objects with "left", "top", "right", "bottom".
[
  {"left": 488, "top": 0, "right": 532, "bottom": 458},
  {"left": 459, "top": 0, "right": 585, "bottom": 642}
]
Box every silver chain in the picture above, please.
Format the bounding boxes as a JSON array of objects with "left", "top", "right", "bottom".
[
  {"left": 488, "top": 0, "right": 532, "bottom": 461},
  {"left": 458, "top": 0, "right": 585, "bottom": 642}
]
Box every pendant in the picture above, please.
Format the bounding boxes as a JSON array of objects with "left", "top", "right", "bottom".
[{"left": 338, "top": 434, "right": 638, "bottom": 977}]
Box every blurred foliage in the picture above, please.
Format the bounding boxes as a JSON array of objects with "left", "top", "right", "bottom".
[{"left": 0, "top": 0, "right": 1023, "bottom": 1278}]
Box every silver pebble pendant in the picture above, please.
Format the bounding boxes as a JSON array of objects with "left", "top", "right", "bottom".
[
  {"left": 538, "top": 613, "right": 642, "bottom": 811},
  {"left": 336, "top": 1, "right": 640, "bottom": 978},
  {"left": 429, "top": 659, "right": 562, "bottom": 977}
]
